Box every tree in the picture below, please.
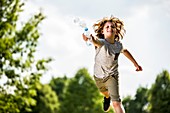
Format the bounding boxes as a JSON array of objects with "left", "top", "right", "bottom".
[
  {"left": 122, "top": 95, "right": 132, "bottom": 112},
  {"left": 31, "top": 84, "right": 59, "bottom": 113},
  {"left": 0, "top": 0, "right": 51, "bottom": 112},
  {"left": 49, "top": 76, "right": 68, "bottom": 102},
  {"left": 122, "top": 86, "right": 148, "bottom": 113},
  {"left": 148, "top": 70, "right": 170, "bottom": 113},
  {"left": 59, "top": 68, "right": 103, "bottom": 113}
]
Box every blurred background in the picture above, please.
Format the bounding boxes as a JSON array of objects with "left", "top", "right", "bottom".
[{"left": 0, "top": 0, "right": 169, "bottom": 113}]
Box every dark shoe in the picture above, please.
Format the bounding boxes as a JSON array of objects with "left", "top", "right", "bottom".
[{"left": 103, "top": 97, "right": 110, "bottom": 112}]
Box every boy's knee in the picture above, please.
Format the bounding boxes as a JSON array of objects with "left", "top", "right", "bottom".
[{"left": 112, "top": 101, "right": 121, "bottom": 108}]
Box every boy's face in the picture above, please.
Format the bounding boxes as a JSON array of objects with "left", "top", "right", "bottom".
[{"left": 102, "top": 22, "right": 116, "bottom": 38}]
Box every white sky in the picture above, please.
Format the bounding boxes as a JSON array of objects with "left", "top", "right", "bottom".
[{"left": 20, "top": 0, "right": 170, "bottom": 97}]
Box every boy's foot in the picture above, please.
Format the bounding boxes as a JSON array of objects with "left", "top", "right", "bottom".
[{"left": 103, "top": 97, "right": 110, "bottom": 112}]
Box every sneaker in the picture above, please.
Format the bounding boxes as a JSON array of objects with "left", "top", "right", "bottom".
[{"left": 103, "top": 97, "right": 110, "bottom": 112}]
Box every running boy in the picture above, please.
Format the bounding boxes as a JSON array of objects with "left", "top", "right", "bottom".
[{"left": 82, "top": 16, "right": 142, "bottom": 113}]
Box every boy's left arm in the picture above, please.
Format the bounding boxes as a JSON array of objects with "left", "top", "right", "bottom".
[{"left": 122, "top": 49, "right": 142, "bottom": 71}]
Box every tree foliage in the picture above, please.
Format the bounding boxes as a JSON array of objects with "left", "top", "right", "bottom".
[
  {"left": 122, "top": 87, "right": 148, "bottom": 113},
  {"left": 0, "top": 0, "right": 52, "bottom": 112},
  {"left": 148, "top": 70, "right": 170, "bottom": 113},
  {"left": 58, "top": 68, "right": 103, "bottom": 113},
  {"left": 49, "top": 76, "right": 68, "bottom": 102},
  {"left": 31, "top": 84, "right": 59, "bottom": 113},
  {"left": 122, "top": 70, "right": 170, "bottom": 113}
]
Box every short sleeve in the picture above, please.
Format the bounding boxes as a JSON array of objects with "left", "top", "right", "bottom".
[
  {"left": 120, "top": 41, "right": 125, "bottom": 53},
  {"left": 98, "top": 39, "right": 105, "bottom": 44}
]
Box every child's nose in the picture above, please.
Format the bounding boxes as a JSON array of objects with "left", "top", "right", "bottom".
[
  {"left": 108, "top": 26, "right": 113, "bottom": 30},
  {"left": 109, "top": 26, "right": 113, "bottom": 29}
]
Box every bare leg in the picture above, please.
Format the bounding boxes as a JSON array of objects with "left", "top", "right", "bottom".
[{"left": 112, "top": 101, "right": 125, "bottom": 113}]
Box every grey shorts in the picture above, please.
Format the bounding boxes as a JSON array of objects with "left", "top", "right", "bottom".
[{"left": 93, "top": 75, "right": 121, "bottom": 102}]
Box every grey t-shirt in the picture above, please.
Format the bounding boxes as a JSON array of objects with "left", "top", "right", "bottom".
[{"left": 94, "top": 39, "right": 123, "bottom": 78}]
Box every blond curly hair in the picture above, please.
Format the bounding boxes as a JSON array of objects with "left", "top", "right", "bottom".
[{"left": 93, "top": 16, "right": 126, "bottom": 41}]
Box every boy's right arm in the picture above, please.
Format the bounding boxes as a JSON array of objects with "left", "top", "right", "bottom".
[{"left": 82, "top": 34, "right": 102, "bottom": 48}]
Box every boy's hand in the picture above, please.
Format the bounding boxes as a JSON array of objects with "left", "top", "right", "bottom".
[
  {"left": 82, "top": 33, "right": 88, "bottom": 41},
  {"left": 136, "top": 65, "right": 142, "bottom": 71}
]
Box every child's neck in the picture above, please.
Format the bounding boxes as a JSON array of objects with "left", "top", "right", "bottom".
[{"left": 105, "top": 37, "right": 115, "bottom": 44}]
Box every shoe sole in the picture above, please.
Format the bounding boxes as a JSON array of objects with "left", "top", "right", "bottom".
[{"left": 104, "top": 106, "right": 110, "bottom": 112}]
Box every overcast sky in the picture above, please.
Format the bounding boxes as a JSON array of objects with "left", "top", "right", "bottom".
[{"left": 21, "top": 0, "right": 170, "bottom": 97}]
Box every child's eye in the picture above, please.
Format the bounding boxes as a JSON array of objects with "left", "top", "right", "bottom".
[
  {"left": 111, "top": 25, "right": 116, "bottom": 28},
  {"left": 105, "top": 25, "right": 115, "bottom": 29},
  {"left": 106, "top": 26, "right": 109, "bottom": 28}
]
